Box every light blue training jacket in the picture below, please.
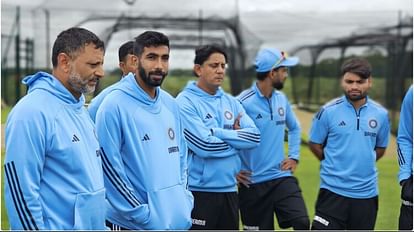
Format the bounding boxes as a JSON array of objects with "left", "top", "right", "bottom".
[
  {"left": 309, "top": 96, "right": 390, "bottom": 198},
  {"left": 176, "top": 81, "right": 261, "bottom": 192},
  {"left": 88, "top": 72, "right": 132, "bottom": 122},
  {"left": 238, "top": 83, "right": 301, "bottom": 184},
  {"left": 397, "top": 85, "right": 413, "bottom": 182},
  {"left": 4, "top": 71, "right": 105, "bottom": 230},
  {"left": 95, "top": 73, "right": 193, "bottom": 230}
]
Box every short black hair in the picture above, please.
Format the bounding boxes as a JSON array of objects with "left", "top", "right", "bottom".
[
  {"left": 341, "top": 57, "right": 372, "bottom": 79},
  {"left": 118, "top": 41, "right": 134, "bottom": 62},
  {"left": 52, "top": 27, "right": 104, "bottom": 67},
  {"left": 256, "top": 66, "right": 284, "bottom": 81},
  {"left": 194, "top": 44, "right": 228, "bottom": 65},
  {"left": 133, "top": 31, "right": 169, "bottom": 56}
]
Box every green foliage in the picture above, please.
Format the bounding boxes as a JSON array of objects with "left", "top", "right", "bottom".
[{"left": 1, "top": 106, "right": 11, "bottom": 124}]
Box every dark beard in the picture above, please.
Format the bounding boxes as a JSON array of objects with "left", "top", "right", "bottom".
[
  {"left": 272, "top": 81, "right": 284, "bottom": 90},
  {"left": 345, "top": 91, "right": 367, "bottom": 101},
  {"left": 138, "top": 66, "right": 167, "bottom": 87}
]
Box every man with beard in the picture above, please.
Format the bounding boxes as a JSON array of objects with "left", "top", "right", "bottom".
[
  {"left": 309, "top": 58, "right": 390, "bottom": 230},
  {"left": 4, "top": 27, "right": 106, "bottom": 230},
  {"left": 94, "top": 31, "right": 193, "bottom": 230},
  {"left": 176, "top": 44, "right": 260, "bottom": 230},
  {"left": 236, "top": 48, "right": 310, "bottom": 230},
  {"left": 88, "top": 40, "right": 137, "bottom": 121}
]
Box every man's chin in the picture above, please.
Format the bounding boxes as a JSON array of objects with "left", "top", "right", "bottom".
[{"left": 348, "top": 95, "right": 365, "bottom": 101}]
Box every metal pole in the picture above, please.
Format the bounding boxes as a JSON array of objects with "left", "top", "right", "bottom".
[
  {"left": 44, "top": 9, "right": 50, "bottom": 70},
  {"left": 15, "top": 6, "right": 21, "bottom": 104}
]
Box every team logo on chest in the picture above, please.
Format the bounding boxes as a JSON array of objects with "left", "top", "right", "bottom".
[
  {"left": 167, "top": 128, "right": 179, "bottom": 154},
  {"left": 368, "top": 119, "right": 378, "bottom": 129},
  {"left": 278, "top": 107, "right": 285, "bottom": 116},
  {"left": 224, "top": 110, "right": 233, "bottom": 120},
  {"left": 168, "top": 128, "right": 175, "bottom": 140}
]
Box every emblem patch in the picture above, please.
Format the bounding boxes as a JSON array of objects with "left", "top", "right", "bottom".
[
  {"left": 168, "top": 128, "right": 175, "bottom": 140},
  {"left": 224, "top": 110, "right": 233, "bottom": 120},
  {"left": 368, "top": 119, "right": 377, "bottom": 129}
]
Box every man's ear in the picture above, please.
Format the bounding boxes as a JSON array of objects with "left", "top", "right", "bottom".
[
  {"left": 118, "top": 61, "right": 125, "bottom": 70},
  {"left": 193, "top": 64, "right": 202, "bottom": 77},
  {"left": 368, "top": 76, "right": 373, "bottom": 88},
  {"left": 131, "top": 55, "right": 138, "bottom": 67},
  {"left": 57, "top": 53, "right": 71, "bottom": 73}
]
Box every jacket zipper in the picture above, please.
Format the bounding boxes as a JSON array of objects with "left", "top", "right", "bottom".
[{"left": 267, "top": 98, "right": 273, "bottom": 120}]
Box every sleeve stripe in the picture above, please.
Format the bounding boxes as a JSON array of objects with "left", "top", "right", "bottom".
[
  {"left": 397, "top": 144, "right": 406, "bottom": 166},
  {"left": 184, "top": 129, "right": 228, "bottom": 148},
  {"left": 184, "top": 132, "right": 230, "bottom": 152},
  {"left": 5, "top": 162, "right": 39, "bottom": 230},
  {"left": 316, "top": 108, "right": 325, "bottom": 120},
  {"left": 239, "top": 91, "right": 255, "bottom": 102},
  {"left": 237, "top": 134, "right": 261, "bottom": 143},
  {"left": 5, "top": 163, "right": 28, "bottom": 230},
  {"left": 100, "top": 148, "right": 141, "bottom": 207},
  {"left": 237, "top": 131, "right": 261, "bottom": 139}
]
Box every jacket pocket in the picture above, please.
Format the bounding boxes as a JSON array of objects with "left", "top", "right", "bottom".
[
  {"left": 73, "top": 188, "right": 106, "bottom": 230},
  {"left": 145, "top": 184, "right": 193, "bottom": 230}
]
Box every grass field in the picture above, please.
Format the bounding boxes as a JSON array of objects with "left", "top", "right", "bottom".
[{"left": 0, "top": 75, "right": 404, "bottom": 230}]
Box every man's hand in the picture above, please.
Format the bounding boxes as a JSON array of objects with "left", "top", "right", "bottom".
[
  {"left": 233, "top": 113, "right": 242, "bottom": 130},
  {"left": 236, "top": 170, "right": 252, "bottom": 188},
  {"left": 280, "top": 158, "right": 298, "bottom": 172}
]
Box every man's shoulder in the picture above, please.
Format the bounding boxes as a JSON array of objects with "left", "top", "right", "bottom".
[
  {"left": 238, "top": 88, "right": 256, "bottom": 102},
  {"left": 313, "top": 97, "right": 345, "bottom": 121},
  {"left": 322, "top": 97, "right": 345, "bottom": 111},
  {"left": 367, "top": 98, "right": 388, "bottom": 113}
]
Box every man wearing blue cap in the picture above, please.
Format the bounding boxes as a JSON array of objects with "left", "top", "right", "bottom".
[
  {"left": 309, "top": 58, "right": 390, "bottom": 229},
  {"left": 237, "top": 48, "right": 310, "bottom": 230}
]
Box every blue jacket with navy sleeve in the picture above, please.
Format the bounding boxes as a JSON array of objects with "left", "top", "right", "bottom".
[{"left": 176, "top": 81, "right": 260, "bottom": 192}]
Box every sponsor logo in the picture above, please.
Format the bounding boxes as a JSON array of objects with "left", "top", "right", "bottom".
[
  {"left": 224, "top": 110, "right": 233, "bottom": 120},
  {"left": 168, "top": 146, "right": 179, "bottom": 154},
  {"left": 96, "top": 150, "right": 101, "bottom": 157},
  {"left": 369, "top": 119, "right": 378, "bottom": 129},
  {"left": 224, "top": 124, "right": 233, "bottom": 129},
  {"left": 205, "top": 113, "right": 213, "bottom": 119},
  {"left": 192, "top": 219, "right": 206, "bottom": 226},
  {"left": 256, "top": 114, "right": 262, "bottom": 119},
  {"left": 276, "top": 120, "right": 285, "bottom": 125},
  {"left": 278, "top": 107, "right": 285, "bottom": 116},
  {"left": 72, "top": 134, "right": 80, "bottom": 142},
  {"left": 338, "top": 121, "right": 346, "bottom": 126},
  {"left": 364, "top": 131, "right": 377, "bottom": 137},
  {"left": 402, "top": 199, "right": 413, "bottom": 206},
  {"left": 141, "top": 134, "right": 150, "bottom": 141},
  {"left": 314, "top": 215, "right": 329, "bottom": 226},
  {"left": 243, "top": 225, "right": 259, "bottom": 230},
  {"left": 168, "top": 128, "right": 175, "bottom": 140}
]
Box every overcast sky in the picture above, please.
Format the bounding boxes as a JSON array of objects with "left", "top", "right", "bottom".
[{"left": 2, "top": 0, "right": 412, "bottom": 69}]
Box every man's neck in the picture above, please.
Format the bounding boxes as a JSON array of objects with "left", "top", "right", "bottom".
[
  {"left": 197, "top": 82, "right": 218, "bottom": 95},
  {"left": 256, "top": 80, "right": 273, "bottom": 98},
  {"left": 135, "top": 75, "right": 156, "bottom": 99},
  {"left": 348, "top": 96, "right": 367, "bottom": 110},
  {"left": 52, "top": 70, "right": 81, "bottom": 100}
]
